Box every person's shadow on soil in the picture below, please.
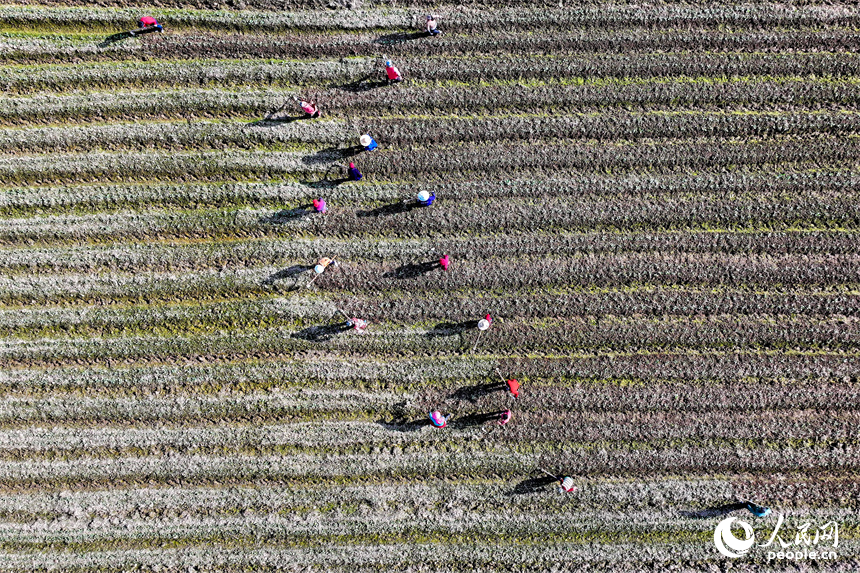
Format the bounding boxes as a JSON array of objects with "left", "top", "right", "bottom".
[
  {"left": 450, "top": 410, "right": 507, "bottom": 428},
  {"left": 291, "top": 321, "right": 354, "bottom": 342},
  {"left": 383, "top": 260, "right": 440, "bottom": 279},
  {"left": 334, "top": 74, "right": 390, "bottom": 93},
  {"left": 512, "top": 475, "right": 558, "bottom": 495},
  {"left": 376, "top": 417, "right": 433, "bottom": 432},
  {"left": 680, "top": 502, "right": 747, "bottom": 519},
  {"left": 450, "top": 382, "right": 507, "bottom": 403},
  {"left": 247, "top": 115, "right": 306, "bottom": 128},
  {"left": 262, "top": 264, "right": 314, "bottom": 287},
  {"left": 358, "top": 201, "right": 419, "bottom": 218},
  {"left": 302, "top": 146, "right": 364, "bottom": 166},
  {"left": 425, "top": 320, "right": 479, "bottom": 338},
  {"left": 98, "top": 31, "right": 133, "bottom": 47},
  {"left": 374, "top": 31, "right": 427, "bottom": 45},
  {"left": 259, "top": 205, "right": 314, "bottom": 224}
]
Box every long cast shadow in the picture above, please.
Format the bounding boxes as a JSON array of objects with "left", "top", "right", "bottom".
[
  {"left": 450, "top": 382, "right": 506, "bottom": 403},
  {"left": 377, "top": 418, "right": 433, "bottom": 433},
  {"left": 425, "top": 320, "right": 479, "bottom": 338},
  {"left": 450, "top": 410, "right": 507, "bottom": 428},
  {"left": 259, "top": 205, "right": 314, "bottom": 224},
  {"left": 383, "top": 260, "right": 440, "bottom": 279},
  {"left": 248, "top": 115, "right": 307, "bottom": 128},
  {"left": 374, "top": 31, "right": 427, "bottom": 45},
  {"left": 358, "top": 201, "right": 419, "bottom": 218},
  {"left": 291, "top": 321, "right": 354, "bottom": 343},
  {"left": 98, "top": 31, "right": 133, "bottom": 47},
  {"left": 334, "top": 74, "right": 390, "bottom": 93},
  {"left": 512, "top": 475, "right": 558, "bottom": 495},
  {"left": 680, "top": 502, "right": 747, "bottom": 519},
  {"left": 262, "top": 264, "right": 313, "bottom": 286}
]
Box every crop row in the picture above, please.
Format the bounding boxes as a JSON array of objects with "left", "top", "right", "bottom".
[
  {"left": 3, "top": 352, "right": 858, "bottom": 395},
  {"left": 0, "top": 446, "right": 858, "bottom": 489},
  {"left": 0, "top": 411, "right": 856, "bottom": 460},
  {"left": 2, "top": 543, "right": 856, "bottom": 573},
  {"left": 3, "top": 170, "right": 857, "bottom": 216},
  {"left": 9, "top": 479, "right": 854, "bottom": 524},
  {"left": 0, "top": 136, "right": 856, "bottom": 187},
  {"left": 4, "top": 111, "right": 860, "bottom": 155},
  {"left": 6, "top": 4, "right": 860, "bottom": 32},
  {"left": 5, "top": 53, "right": 860, "bottom": 94},
  {"left": 4, "top": 315, "right": 860, "bottom": 366},
  {"left": 4, "top": 253, "right": 860, "bottom": 306},
  {"left": 5, "top": 28, "right": 860, "bottom": 65},
  {"left": 6, "top": 192, "right": 860, "bottom": 246},
  {"left": 3, "top": 79, "right": 857, "bottom": 127},
  {"left": 9, "top": 288, "right": 860, "bottom": 340},
  {"left": 6, "top": 229, "right": 860, "bottom": 275}
]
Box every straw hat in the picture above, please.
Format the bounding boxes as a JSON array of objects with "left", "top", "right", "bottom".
[
  {"left": 417, "top": 191, "right": 430, "bottom": 202},
  {"left": 360, "top": 134, "right": 372, "bottom": 147}
]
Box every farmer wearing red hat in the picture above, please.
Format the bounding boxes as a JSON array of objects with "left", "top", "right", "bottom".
[
  {"left": 506, "top": 378, "right": 519, "bottom": 399},
  {"left": 312, "top": 198, "right": 327, "bottom": 213}
]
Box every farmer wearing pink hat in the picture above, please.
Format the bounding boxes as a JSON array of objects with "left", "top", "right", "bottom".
[
  {"left": 299, "top": 99, "right": 320, "bottom": 118},
  {"left": 498, "top": 409, "right": 512, "bottom": 425},
  {"left": 439, "top": 254, "right": 450, "bottom": 270},
  {"left": 312, "top": 198, "right": 327, "bottom": 213},
  {"left": 348, "top": 162, "right": 362, "bottom": 181},
  {"left": 429, "top": 410, "right": 449, "bottom": 428}
]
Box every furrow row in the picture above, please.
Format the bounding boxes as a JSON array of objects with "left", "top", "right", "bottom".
[
  {"left": 3, "top": 170, "right": 857, "bottom": 216},
  {"left": 3, "top": 80, "right": 859, "bottom": 127},
  {"left": 4, "top": 53, "right": 860, "bottom": 94}
]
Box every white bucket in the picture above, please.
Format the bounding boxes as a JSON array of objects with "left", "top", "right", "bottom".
[{"left": 360, "top": 134, "right": 372, "bottom": 147}]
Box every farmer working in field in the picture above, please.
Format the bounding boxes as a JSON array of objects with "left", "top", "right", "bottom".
[
  {"left": 506, "top": 378, "right": 519, "bottom": 399},
  {"left": 478, "top": 314, "right": 492, "bottom": 330},
  {"left": 300, "top": 99, "right": 320, "bottom": 118},
  {"left": 348, "top": 162, "right": 362, "bottom": 181},
  {"left": 314, "top": 257, "right": 337, "bottom": 274},
  {"left": 312, "top": 198, "right": 327, "bottom": 213},
  {"left": 425, "top": 15, "right": 442, "bottom": 36},
  {"left": 439, "top": 254, "right": 450, "bottom": 270},
  {"left": 498, "top": 409, "right": 512, "bottom": 426},
  {"left": 417, "top": 190, "right": 436, "bottom": 206},
  {"left": 134, "top": 16, "right": 163, "bottom": 33},
  {"left": 429, "top": 410, "right": 449, "bottom": 428},
  {"left": 560, "top": 476, "right": 577, "bottom": 493},
  {"left": 384, "top": 60, "right": 403, "bottom": 83},
  {"left": 360, "top": 134, "right": 378, "bottom": 152}
]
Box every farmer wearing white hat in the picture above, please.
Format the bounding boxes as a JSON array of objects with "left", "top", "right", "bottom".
[
  {"left": 384, "top": 60, "right": 403, "bottom": 83},
  {"left": 360, "top": 134, "right": 378, "bottom": 152},
  {"left": 477, "top": 314, "right": 492, "bottom": 331},
  {"left": 417, "top": 190, "right": 436, "bottom": 206},
  {"left": 560, "top": 477, "right": 577, "bottom": 493},
  {"left": 314, "top": 257, "right": 337, "bottom": 274}
]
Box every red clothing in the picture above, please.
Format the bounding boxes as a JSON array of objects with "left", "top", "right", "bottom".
[
  {"left": 506, "top": 379, "right": 519, "bottom": 398},
  {"left": 300, "top": 101, "right": 317, "bottom": 115},
  {"left": 484, "top": 313, "right": 492, "bottom": 324},
  {"left": 312, "top": 198, "right": 326, "bottom": 213},
  {"left": 439, "top": 255, "right": 449, "bottom": 270},
  {"left": 386, "top": 65, "right": 401, "bottom": 80},
  {"left": 139, "top": 16, "right": 158, "bottom": 26}
]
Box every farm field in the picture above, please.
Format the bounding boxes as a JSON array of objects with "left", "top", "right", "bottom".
[{"left": 1, "top": 1, "right": 860, "bottom": 570}]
